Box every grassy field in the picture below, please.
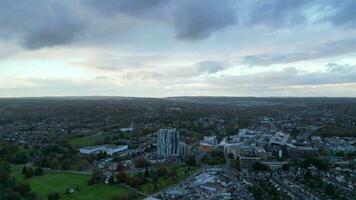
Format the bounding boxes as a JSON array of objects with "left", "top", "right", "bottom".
[
  {"left": 69, "top": 132, "right": 124, "bottom": 147},
  {"left": 11, "top": 165, "right": 138, "bottom": 200}
]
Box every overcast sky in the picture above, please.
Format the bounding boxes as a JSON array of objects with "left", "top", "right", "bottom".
[{"left": 1, "top": 0, "right": 356, "bottom": 97}]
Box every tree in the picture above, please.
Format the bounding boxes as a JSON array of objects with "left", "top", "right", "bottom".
[
  {"left": 87, "top": 178, "right": 96, "bottom": 185},
  {"left": 34, "top": 167, "right": 44, "bottom": 176},
  {"left": 49, "top": 158, "right": 60, "bottom": 169},
  {"left": 169, "top": 168, "right": 177, "bottom": 183},
  {"left": 22, "top": 166, "right": 27, "bottom": 175},
  {"left": 281, "top": 163, "right": 289, "bottom": 171},
  {"left": 304, "top": 170, "right": 312, "bottom": 181},
  {"left": 248, "top": 185, "right": 263, "bottom": 200},
  {"left": 230, "top": 159, "right": 240, "bottom": 170},
  {"left": 144, "top": 168, "right": 150, "bottom": 177},
  {"left": 252, "top": 163, "right": 269, "bottom": 171},
  {"left": 13, "top": 183, "right": 31, "bottom": 196},
  {"left": 108, "top": 175, "right": 115, "bottom": 185},
  {"left": 157, "top": 165, "right": 167, "bottom": 176},
  {"left": 60, "top": 159, "right": 71, "bottom": 170},
  {"left": 126, "top": 176, "right": 141, "bottom": 188},
  {"left": 116, "top": 162, "right": 125, "bottom": 172},
  {"left": 25, "top": 167, "right": 33, "bottom": 179},
  {"left": 47, "top": 192, "right": 60, "bottom": 200},
  {"left": 185, "top": 155, "right": 196, "bottom": 166},
  {"left": 152, "top": 173, "right": 159, "bottom": 191},
  {"left": 117, "top": 171, "right": 127, "bottom": 183},
  {"left": 325, "top": 183, "right": 336, "bottom": 196},
  {"left": 0, "top": 161, "right": 11, "bottom": 183},
  {"left": 12, "top": 152, "right": 28, "bottom": 164},
  {"left": 134, "top": 157, "right": 149, "bottom": 168}
]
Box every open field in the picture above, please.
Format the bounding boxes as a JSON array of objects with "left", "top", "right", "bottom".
[
  {"left": 69, "top": 132, "right": 124, "bottom": 147},
  {"left": 11, "top": 165, "right": 139, "bottom": 200}
]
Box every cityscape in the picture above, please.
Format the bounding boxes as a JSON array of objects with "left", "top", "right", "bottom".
[
  {"left": 0, "top": 97, "right": 355, "bottom": 200},
  {"left": 1, "top": 0, "right": 356, "bottom": 200}
]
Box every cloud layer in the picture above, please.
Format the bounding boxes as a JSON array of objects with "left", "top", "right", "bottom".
[
  {"left": 1, "top": 0, "right": 356, "bottom": 49},
  {"left": 1, "top": 0, "right": 356, "bottom": 97}
]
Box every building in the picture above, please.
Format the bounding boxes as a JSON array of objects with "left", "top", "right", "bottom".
[
  {"left": 261, "top": 161, "right": 287, "bottom": 170},
  {"left": 239, "top": 157, "right": 261, "bottom": 169},
  {"left": 238, "top": 129, "right": 257, "bottom": 140},
  {"left": 200, "top": 136, "right": 218, "bottom": 153},
  {"left": 79, "top": 145, "right": 107, "bottom": 154},
  {"left": 120, "top": 127, "right": 133, "bottom": 133},
  {"left": 157, "top": 129, "right": 180, "bottom": 157},
  {"left": 203, "top": 136, "right": 218, "bottom": 144},
  {"left": 79, "top": 145, "right": 128, "bottom": 155},
  {"left": 286, "top": 145, "right": 318, "bottom": 158},
  {"left": 269, "top": 132, "right": 289, "bottom": 146},
  {"left": 224, "top": 144, "right": 255, "bottom": 159}
]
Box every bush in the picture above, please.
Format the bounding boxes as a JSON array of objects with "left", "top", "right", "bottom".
[
  {"left": 87, "top": 178, "right": 96, "bottom": 185},
  {"left": 47, "top": 192, "right": 60, "bottom": 200}
]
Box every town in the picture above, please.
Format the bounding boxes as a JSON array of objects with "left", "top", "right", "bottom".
[{"left": 0, "top": 97, "right": 355, "bottom": 200}]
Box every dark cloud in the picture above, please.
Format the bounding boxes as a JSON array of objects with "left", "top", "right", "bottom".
[
  {"left": 86, "top": 0, "right": 237, "bottom": 40},
  {"left": 0, "top": 0, "right": 86, "bottom": 49},
  {"left": 245, "top": 0, "right": 356, "bottom": 29},
  {"left": 326, "top": 0, "right": 356, "bottom": 28},
  {"left": 1, "top": 0, "right": 356, "bottom": 49},
  {"left": 170, "top": 0, "right": 236, "bottom": 40},
  {"left": 85, "top": 0, "right": 168, "bottom": 18},
  {"left": 196, "top": 61, "right": 229, "bottom": 74},
  {"left": 247, "top": 0, "right": 311, "bottom": 27},
  {"left": 243, "top": 38, "right": 356, "bottom": 66}
]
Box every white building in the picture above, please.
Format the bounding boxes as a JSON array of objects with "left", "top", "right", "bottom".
[
  {"left": 79, "top": 145, "right": 128, "bottom": 155},
  {"left": 120, "top": 128, "right": 133, "bottom": 133}
]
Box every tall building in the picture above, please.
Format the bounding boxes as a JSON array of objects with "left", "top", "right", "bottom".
[{"left": 157, "top": 129, "right": 180, "bottom": 157}]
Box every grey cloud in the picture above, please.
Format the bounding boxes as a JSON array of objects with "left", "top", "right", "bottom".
[
  {"left": 1, "top": 0, "right": 356, "bottom": 50},
  {"left": 85, "top": 54, "right": 168, "bottom": 71},
  {"left": 211, "top": 66, "right": 356, "bottom": 88},
  {"left": 0, "top": 0, "right": 86, "bottom": 49},
  {"left": 170, "top": 0, "right": 236, "bottom": 40},
  {"left": 247, "top": 0, "right": 311, "bottom": 27},
  {"left": 245, "top": 0, "right": 356, "bottom": 29},
  {"left": 86, "top": 0, "right": 237, "bottom": 40},
  {"left": 243, "top": 38, "right": 356, "bottom": 66},
  {"left": 85, "top": 0, "right": 167, "bottom": 18},
  {"left": 326, "top": 63, "right": 356, "bottom": 73},
  {"left": 326, "top": 0, "right": 356, "bottom": 28},
  {"left": 196, "top": 61, "right": 229, "bottom": 74}
]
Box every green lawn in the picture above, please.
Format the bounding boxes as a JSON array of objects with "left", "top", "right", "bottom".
[
  {"left": 69, "top": 132, "right": 127, "bottom": 147},
  {"left": 69, "top": 134, "right": 105, "bottom": 146},
  {"left": 11, "top": 165, "right": 138, "bottom": 200}
]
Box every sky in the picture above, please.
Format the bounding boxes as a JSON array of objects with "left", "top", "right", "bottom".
[{"left": 1, "top": 0, "right": 356, "bottom": 97}]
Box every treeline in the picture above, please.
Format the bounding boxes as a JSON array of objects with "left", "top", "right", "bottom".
[
  {"left": 0, "top": 161, "right": 40, "bottom": 200},
  {"left": 316, "top": 125, "right": 356, "bottom": 137}
]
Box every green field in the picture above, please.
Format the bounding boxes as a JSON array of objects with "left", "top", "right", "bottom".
[
  {"left": 11, "top": 165, "right": 138, "bottom": 200},
  {"left": 69, "top": 132, "right": 123, "bottom": 147}
]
